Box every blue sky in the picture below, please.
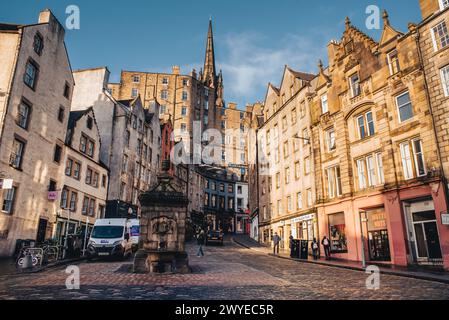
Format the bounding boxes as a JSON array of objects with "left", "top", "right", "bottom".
[{"left": 0, "top": 0, "right": 422, "bottom": 109}]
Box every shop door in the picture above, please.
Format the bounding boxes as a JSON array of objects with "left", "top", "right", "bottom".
[
  {"left": 36, "top": 218, "right": 47, "bottom": 243},
  {"left": 412, "top": 210, "right": 442, "bottom": 261},
  {"left": 424, "top": 222, "right": 442, "bottom": 260},
  {"left": 368, "top": 230, "right": 391, "bottom": 261}
]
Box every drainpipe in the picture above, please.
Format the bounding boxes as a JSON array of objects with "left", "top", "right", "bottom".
[{"left": 414, "top": 28, "right": 449, "bottom": 212}]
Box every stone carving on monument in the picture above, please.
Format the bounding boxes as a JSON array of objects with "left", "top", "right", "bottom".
[{"left": 133, "top": 160, "right": 190, "bottom": 274}]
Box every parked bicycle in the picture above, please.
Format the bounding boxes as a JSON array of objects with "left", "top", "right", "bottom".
[{"left": 15, "top": 240, "right": 62, "bottom": 269}]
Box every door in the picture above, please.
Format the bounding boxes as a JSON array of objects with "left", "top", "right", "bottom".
[
  {"left": 424, "top": 222, "right": 442, "bottom": 260},
  {"left": 368, "top": 230, "right": 391, "bottom": 261},
  {"left": 36, "top": 218, "right": 48, "bottom": 243}
]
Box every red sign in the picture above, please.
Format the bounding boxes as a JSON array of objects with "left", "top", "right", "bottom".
[{"left": 48, "top": 191, "right": 58, "bottom": 201}]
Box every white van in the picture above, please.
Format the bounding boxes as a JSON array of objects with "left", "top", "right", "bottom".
[
  {"left": 87, "top": 219, "right": 133, "bottom": 260},
  {"left": 127, "top": 219, "right": 140, "bottom": 252}
]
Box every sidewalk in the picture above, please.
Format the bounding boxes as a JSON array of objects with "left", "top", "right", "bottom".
[
  {"left": 232, "top": 234, "right": 449, "bottom": 285},
  {"left": 0, "top": 256, "right": 86, "bottom": 276}
]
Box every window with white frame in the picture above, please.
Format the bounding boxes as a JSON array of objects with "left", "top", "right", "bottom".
[
  {"left": 376, "top": 152, "right": 385, "bottom": 185},
  {"left": 441, "top": 65, "right": 449, "bottom": 97},
  {"left": 297, "top": 192, "right": 303, "bottom": 210},
  {"left": 439, "top": 0, "right": 449, "bottom": 11},
  {"left": 131, "top": 88, "right": 138, "bottom": 98},
  {"left": 285, "top": 167, "right": 290, "bottom": 184},
  {"left": 287, "top": 196, "right": 293, "bottom": 212},
  {"left": 304, "top": 157, "right": 311, "bottom": 175},
  {"left": 326, "top": 127, "right": 336, "bottom": 152},
  {"left": 303, "top": 128, "right": 309, "bottom": 145},
  {"left": 349, "top": 73, "right": 361, "bottom": 97},
  {"left": 161, "top": 90, "right": 168, "bottom": 100},
  {"left": 366, "top": 155, "right": 376, "bottom": 187},
  {"left": 321, "top": 94, "right": 328, "bottom": 114},
  {"left": 277, "top": 200, "right": 282, "bottom": 216},
  {"left": 356, "top": 110, "right": 375, "bottom": 139},
  {"left": 326, "top": 165, "right": 342, "bottom": 198},
  {"left": 387, "top": 49, "right": 400, "bottom": 75},
  {"left": 357, "top": 158, "right": 367, "bottom": 190},
  {"left": 396, "top": 92, "right": 414, "bottom": 123},
  {"left": 307, "top": 189, "right": 313, "bottom": 207},
  {"left": 399, "top": 139, "right": 427, "bottom": 180},
  {"left": 2, "top": 186, "right": 17, "bottom": 214},
  {"left": 431, "top": 21, "right": 449, "bottom": 52},
  {"left": 295, "top": 161, "right": 300, "bottom": 180}
]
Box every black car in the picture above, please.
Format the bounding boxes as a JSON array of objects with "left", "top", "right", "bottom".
[{"left": 206, "top": 230, "right": 224, "bottom": 246}]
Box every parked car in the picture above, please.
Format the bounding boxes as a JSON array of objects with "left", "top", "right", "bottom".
[{"left": 206, "top": 230, "right": 223, "bottom": 246}]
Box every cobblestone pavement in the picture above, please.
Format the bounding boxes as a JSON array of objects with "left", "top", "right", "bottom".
[{"left": 1, "top": 239, "right": 449, "bottom": 300}]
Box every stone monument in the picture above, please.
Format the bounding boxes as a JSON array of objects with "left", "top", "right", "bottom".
[{"left": 133, "top": 160, "right": 190, "bottom": 274}]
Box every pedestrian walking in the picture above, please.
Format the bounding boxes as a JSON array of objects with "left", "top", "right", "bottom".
[
  {"left": 273, "top": 233, "right": 281, "bottom": 255},
  {"left": 197, "top": 229, "right": 205, "bottom": 257},
  {"left": 311, "top": 238, "right": 319, "bottom": 260},
  {"left": 322, "top": 236, "right": 331, "bottom": 260}
]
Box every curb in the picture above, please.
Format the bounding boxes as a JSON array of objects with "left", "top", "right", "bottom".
[{"left": 232, "top": 237, "right": 449, "bottom": 285}]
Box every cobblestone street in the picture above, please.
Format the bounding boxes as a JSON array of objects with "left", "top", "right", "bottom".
[{"left": 1, "top": 238, "right": 449, "bottom": 300}]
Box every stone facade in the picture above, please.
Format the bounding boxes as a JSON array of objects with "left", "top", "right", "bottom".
[
  {"left": 108, "top": 20, "right": 224, "bottom": 147},
  {"left": 56, "top": 108, "right": 108, "bottom": 242},
  {"left": 417, "top": 0, "right": 449, "bottom": 269},
  {"left": 257, "top": 67, "right": 317, "bottom": 250},
  {"left": 71, "top": 68, "right": 161, "bottom": 215},
  {"left": 0, "top": 10, "right": 74, "bottom": 256}
]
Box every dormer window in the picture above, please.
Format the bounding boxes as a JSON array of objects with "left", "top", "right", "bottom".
[
  {"left": 162, "top": 77, "right": 169, "bottom": 85},
  {"left": 431, "top": 21, "right": 449, "bottom": 52},
  {"left": 132, "top": 75, "right": 140, "bottom": 83},
  {"left": 439, "top": 0, "right": 449, "bottom": 11},
  {"left": 321, "top": 94, "right": 328, "bottom": 114},
  {"left": 33, "top": 33, "right": 44, "bottom": 55},
  {"left": 349, "top": 73, "right": 361, "bottom": 97},
  {"left": 387, "top": 49, "right": 400, "bottom": 75}
]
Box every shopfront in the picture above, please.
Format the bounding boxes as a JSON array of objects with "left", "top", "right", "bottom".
[
  {"left": 364, "top": 208, "right": 391, "bottom": 262},
  {"left": 328, "top": 212, "right": 347, "bottom": 254},
  {"left": 404, "top": 198, "right": 443, "bottom": 265},
  {"left": 291, "top": 213, "right": 318, "bottom": 243}
]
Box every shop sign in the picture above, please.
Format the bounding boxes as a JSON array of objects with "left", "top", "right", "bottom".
[
  {"left": 291, "top": 214, "right": 315, "bottom": 224},
  {"left": 48, "top": 191, "right": 58, "bottom": 201},
  {"left": 442, "top": 213, "right": 449, "bottom": 225}
]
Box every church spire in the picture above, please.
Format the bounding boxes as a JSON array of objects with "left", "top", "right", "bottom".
[{"left": 202, "top": 18, "right": 217, "bottom": 87}]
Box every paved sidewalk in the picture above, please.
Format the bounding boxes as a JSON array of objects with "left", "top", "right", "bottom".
[{"left": 232, "top": 234, "right": 449, "bottom": 285}]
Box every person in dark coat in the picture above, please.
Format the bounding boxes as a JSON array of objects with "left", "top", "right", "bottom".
[
  {"left": 197, "top": 229, "right": 205, "bottom": 257},
  {"left": 322, "top": 236, "right": 331, "bottom": 260},
  {"left": 311, "top": 238, "right": 319, "bottom": 260}
]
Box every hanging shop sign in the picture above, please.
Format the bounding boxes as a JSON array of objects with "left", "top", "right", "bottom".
[{"left": 441, "top": 213, "right": 449, "bottom": 226}]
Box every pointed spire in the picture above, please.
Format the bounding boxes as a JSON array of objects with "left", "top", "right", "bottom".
[
  {"left": 345, "top": 16, "right": 351, "bottom": 30},
  {"left": 383, "top": 10, "right": 390, "bottom": 26},
  {"left": 203, "top": 19, "right": 217, "bottom": 87}
]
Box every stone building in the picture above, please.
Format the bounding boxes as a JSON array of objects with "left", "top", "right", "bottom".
[
  {"left": 244, "top": 102, "right": 264, "bottom": 241},
  {"left": 56, "top": 108, "right": 108, "bottom": 244},
  {"left": 71, "top": 67, "right": 161, "bottom": 217},
  {"left": 257, "top": 67, "right": 317, "bottom": 250},
  {"left": 221, "top": 102, "right": 247, "bottom": 180},
  {"left": 0, "top": 10, "right": 74, "bottom": 256},
  {"left": 416, "top": 0, "right": 449, "bottom": 269},
  {"left": 310, "top": 13, "right": 448, "bottom": 268},
  {"left": 108, "top": 20, "right": 224, "bottom": 148}
]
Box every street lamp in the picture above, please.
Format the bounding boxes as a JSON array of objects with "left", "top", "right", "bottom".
[{"left": 292, "top": 133, "right": 310, "bottom": 143}]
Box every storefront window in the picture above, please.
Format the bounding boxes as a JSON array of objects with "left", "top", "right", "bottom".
[
  {"left": 328, "top": 212, "right": 347, "bottom": 253},
  {"left": 366, "top": 208, "right": 391, "bottom": 261}
]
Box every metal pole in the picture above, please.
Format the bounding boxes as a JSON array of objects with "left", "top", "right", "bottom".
[
  {"left": 359, "top": 211, "right": 366, "bottom": 269},
  {"left": 63, "top": 210, "right": 70, "bottom": 260}
]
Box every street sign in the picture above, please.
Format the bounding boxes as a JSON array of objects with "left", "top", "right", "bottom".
[
  {"left": 442, "top": 213, "right": 449, "bottom": 225},
  {"left": 0, "top": 179, "right": 13, "bottom": 190}
]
